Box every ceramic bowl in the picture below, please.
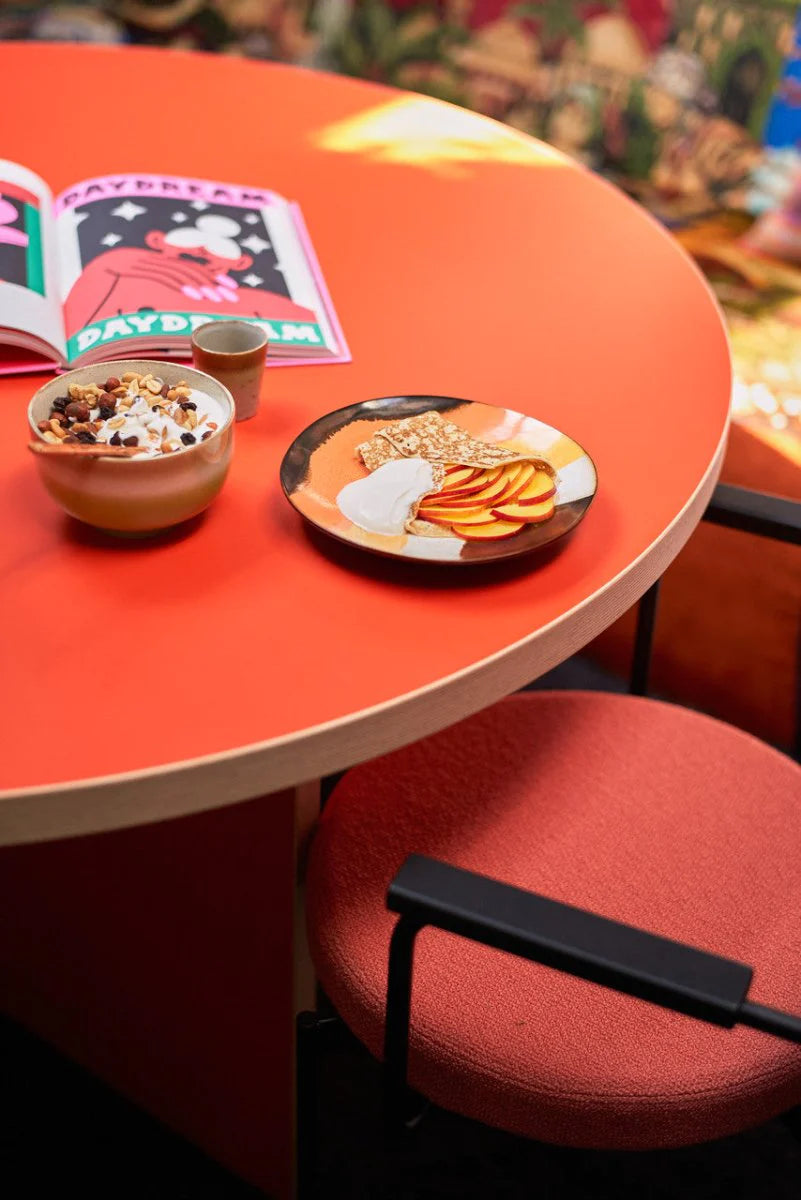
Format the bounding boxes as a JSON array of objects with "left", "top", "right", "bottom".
[{"left": 27, "top": 360, "right": 234, "bottom": 534}]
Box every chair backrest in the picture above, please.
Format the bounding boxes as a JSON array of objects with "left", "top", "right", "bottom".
[{"left": 631, "top": 483, "right": 800, "bottom": 762}]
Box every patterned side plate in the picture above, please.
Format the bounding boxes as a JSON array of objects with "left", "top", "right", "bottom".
[{"left": 280, "top": 395, "right": 597, "bottom": 565}]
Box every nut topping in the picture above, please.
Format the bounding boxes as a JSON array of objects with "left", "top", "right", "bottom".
[{"left": 37, "top": 371, "right": 225, "bottom": 459}]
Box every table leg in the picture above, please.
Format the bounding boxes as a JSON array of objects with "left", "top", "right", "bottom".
[
  {"left": 0, "top": 783, "right": 320, "bottom": 1200},
  {"left": 293, "top": 780, "right": 321, "bottom": 1018}
]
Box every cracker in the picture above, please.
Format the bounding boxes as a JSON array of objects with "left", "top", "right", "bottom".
[
  {"left": 356, "top": 410, "right": 555, "bottom": 476},
  {"left": 356, "top": 433, "right": 399, "bottom": 473}
]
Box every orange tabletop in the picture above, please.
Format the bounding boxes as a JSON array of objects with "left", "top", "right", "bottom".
[{"left": 0, "top": 43, "right": 729, "bottom": 841}]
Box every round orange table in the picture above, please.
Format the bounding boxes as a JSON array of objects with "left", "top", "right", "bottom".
[{"left": 0, "top": 43, "right": 730, "bottom": 1199}]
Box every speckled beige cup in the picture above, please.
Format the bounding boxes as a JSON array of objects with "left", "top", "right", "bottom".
[
  {"left": 27, "top": 360, "right": 234, "bottom": 534},
  {"left": 191, "top": 320, "right": 267, "bottom": 422}
]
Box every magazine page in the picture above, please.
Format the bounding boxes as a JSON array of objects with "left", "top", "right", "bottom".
[
  {"left": 54, "top": 174, "right": 348, "bottom": 364},
  {"left": 0, "top": 160, "right": 65, "bottom": 365},
  {"left": 273, "top": 201, "right": 349, "bottom": 362}
]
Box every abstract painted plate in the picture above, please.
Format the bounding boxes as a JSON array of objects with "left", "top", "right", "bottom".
[{"left": 280, "top": 395, "right": 597, "bottom": 565}]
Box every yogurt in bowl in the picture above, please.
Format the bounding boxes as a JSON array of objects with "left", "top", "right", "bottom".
[{"left": 27, "top": 360, "right": 234, "bottom": 534}]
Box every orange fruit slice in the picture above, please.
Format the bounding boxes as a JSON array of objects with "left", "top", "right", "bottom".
[
  {"left": 516, "top": 470, "right": 556, "bottom": 505},
  {"left": 488, "top": 463, "right": 530, "bottom": 505},
  {"left": 491, "top": 497, "right": 555, "bottom": 523},
  {"left": 451, "top": 518, "right": 525, "bottom": 541},
  {"left": 443, "top": 471, "right": 516, "bottom": 508},
  {"left": 436, "top": 466, "right": 504, "bottom": 498},
  {"left": 420, "top": 506, "right": 495, "bottom": 526},
  {"left": 497, "top": 461, "right": 537, "bottom": 503},
  {"left": 441, "top": 466, "right": 481, "bottom": 489}
]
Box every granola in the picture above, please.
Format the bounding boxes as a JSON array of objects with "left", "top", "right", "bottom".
[{"left": 37, "top": 371, "right": 227, "bottom": 456}]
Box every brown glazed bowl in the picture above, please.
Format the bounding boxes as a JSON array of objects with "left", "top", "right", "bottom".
[{"left": 27, "top": 360, "right": 234, "bottom": 534}]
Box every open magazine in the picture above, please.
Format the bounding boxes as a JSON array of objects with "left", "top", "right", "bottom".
[{"left": 0, "top": 161, "right": 349, "bottom": 374}]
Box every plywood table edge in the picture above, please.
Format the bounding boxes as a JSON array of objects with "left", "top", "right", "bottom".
[{"left": 0, "top": 423, "right": 728, "bottom": 845}]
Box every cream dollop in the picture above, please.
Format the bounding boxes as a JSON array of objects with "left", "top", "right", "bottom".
[{"left": 337, "top": 457, "right": 436, "bottom": 536}]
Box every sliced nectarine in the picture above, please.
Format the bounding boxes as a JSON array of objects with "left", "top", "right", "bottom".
[
  {"left": 421, "top": 506, "right": 495, "bottom": 526},
  {"left": 441, "top": 466, "right": 481, "bottom": 489},
  {"left": 451, "top": 518, "right": 525, "bottom": 541},
  {"left": 498, "top": 461, "right": 537, "bottom": 503},
  {"left": 491, "top": 497, "right": 555, "bottom": 523},
  {"left": 436, "top": 466, "right": 504, "bottom": 499},
  {"left": 444, "top": 473, "right": 515, "bottom": 507},
  {"left": 419, "top": 496, "right": 469, "bottom": 513},
  {"left": 488, "top": 463, "right": 532, "bottom": 505},
  {"left": 516, "top": 470, "right": 556, "bottom": 505}
]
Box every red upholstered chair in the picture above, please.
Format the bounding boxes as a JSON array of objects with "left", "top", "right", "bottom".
[{"left": 300, "top": 486, "right": 801, "bottom": 1192}]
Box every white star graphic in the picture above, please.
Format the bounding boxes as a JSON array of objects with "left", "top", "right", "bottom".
[
  {"left": 190, "top": 200, "right": 209, "bottom": 211},
  {"left": 244, "top": 213, "right": 259, "bottom": 224},
  {"left": 171, "top": 212, "right": 188, "bottom": 222},
  {"left": 241, "top": 234, "right": 270, "bottom": 255},
  {"left": 242, "top": 274, "right": 264, "bottom": 287},
  {"left": 101, "top": 233, "right": 122, "bottom": 246},
  {"left": 111, "top": 200, "right": 147, "bottom": 222}
]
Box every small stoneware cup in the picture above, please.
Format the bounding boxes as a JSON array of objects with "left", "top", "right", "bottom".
[{"left": 191, "top": 320, "right": 268, "bottom": 422}]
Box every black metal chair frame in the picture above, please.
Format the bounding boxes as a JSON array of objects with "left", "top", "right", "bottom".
[{"left": 298, "top": 482, "right": 801, "bottom": 1193}]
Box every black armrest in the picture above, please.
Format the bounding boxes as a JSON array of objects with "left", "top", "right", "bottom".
[
  {"left": 383, "top": 855, "right": 801, "bottom": 1118},
  {"left": 388, "top": 854, "right": 750, "bottom": 1026},
  {"left": 703, "top": 483, "right": 801, "bottom": 545}
]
